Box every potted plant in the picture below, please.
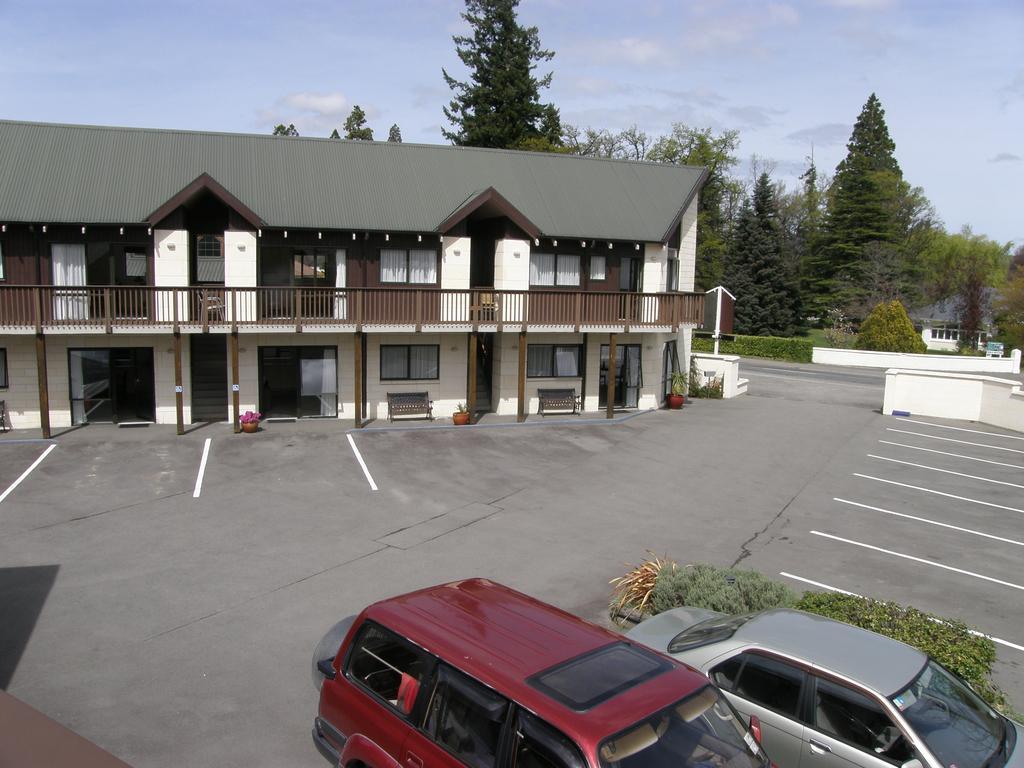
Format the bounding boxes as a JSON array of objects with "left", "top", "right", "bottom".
[
  {"left": 666, "top": 372, "right": 686, "bottom": 409},
  {"left": 240, "top": 410, "right": 262, "bottom": 433},
  {"left": 452, "top": 403, "right": 471, "bottom": 426}
]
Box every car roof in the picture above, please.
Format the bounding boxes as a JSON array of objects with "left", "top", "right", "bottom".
[
  {"left": 728, "top": 609, "right": 927, "bottom": 695},
  {"left": 364, "top": 579, "right": 711, "bottom": 746}
]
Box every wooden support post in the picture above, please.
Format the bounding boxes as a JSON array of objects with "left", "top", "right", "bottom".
[
  {"left": 230, "top": 330, "right": 240, "bottom": 433},
  {"left": 35, "top": 332, "right": 50, "bottom": 439},
  {"left": 467, "top": 331, "right": 478, "bottom": 424},
  {"left": 353, "top": 331, "right": 363, "bottom": 429},
  {"left": 173, "top": 330, "right": 184, "bottom": 436},
  {"left": 580, "top": 333, "right": 589, "bottom": 413},
  {"left": 517, "top": 330, "right": 527, "bottom": 423},
  {"left": 606, "top": 333, "right": 617, "bottom": 420}
]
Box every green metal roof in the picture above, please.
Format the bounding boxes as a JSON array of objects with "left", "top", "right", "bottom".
[{"left": 0, "top": 120, "right": 705, "bottom": 242}]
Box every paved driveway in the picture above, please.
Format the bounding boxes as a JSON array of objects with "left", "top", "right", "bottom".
[{"left": 0, "top": 360, "right": 1020, "bottom": 767}]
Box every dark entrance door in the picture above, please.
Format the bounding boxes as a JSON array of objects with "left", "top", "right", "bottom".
[
  {"left": 69, "top": 348, "right": 155, "bottom": 424},
  {"left": 259, "top": 347, "right": 338, "bottom": 419},
  {"left": 599, "top": 344, "right": 642, "bottom": 409},
  {"left": 190, "top": 335, "right": 228, "bottom": 422},
  {"left": 474, "top": 333, "right": 494, "bottom": 414}
]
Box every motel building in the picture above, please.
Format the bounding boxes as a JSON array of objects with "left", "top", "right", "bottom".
[{"left": 0, "top": 120, "right": 707, "bottom": 435}]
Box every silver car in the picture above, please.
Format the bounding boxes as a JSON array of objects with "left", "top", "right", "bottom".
[{"left": 628, "top": 607, "right": 1021, "bottom": 768}]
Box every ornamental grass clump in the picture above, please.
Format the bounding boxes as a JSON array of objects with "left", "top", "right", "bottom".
[
  {"left": 650, "top": 563, "right": 798, "bottom": 616},
  {"left": 609, "top": 552, "right": 677, "bottom": 620}
]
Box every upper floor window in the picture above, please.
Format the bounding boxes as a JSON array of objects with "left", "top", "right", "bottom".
[
  {"left": 667, "top": 248, "right": 679, "bottom": 292},
  {"left": 194, "top": 235, "right": 225, "bottom": 284},
  {"left": 0, "top": 242, "right": 5, "bottom": 281},
  {"left": 381, "top": 248, "right": 437, "bottom": 284},
  {"left": 530, "top": 253, "right": 580, "bottom": 287},
  {"left": 589, "top": 255, "right": 606, "bottom": 282}
]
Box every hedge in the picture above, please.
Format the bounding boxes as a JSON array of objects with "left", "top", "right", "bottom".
[
  {"left": 651, "top": 564, "right": 798, "bottom": 615},
  {"left": 692, "top": 334, "right": 813, "bottom": 363}
]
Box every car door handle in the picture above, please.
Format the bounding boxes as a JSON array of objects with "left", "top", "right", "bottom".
[
  {"left": 406, "top": 752, "right": 424, "bottom": 768},
  {"left": 809, "top": 739, "right": 832, "bottom": 755}
]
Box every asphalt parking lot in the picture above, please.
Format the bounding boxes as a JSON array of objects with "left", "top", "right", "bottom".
[{"left": 0, "top": 360, "right": 1021, "bottom": 767}]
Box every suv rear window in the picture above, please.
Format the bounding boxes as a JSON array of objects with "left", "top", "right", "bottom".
[{"left": 527, "top": 642, "right": 672, "bottom": 711}]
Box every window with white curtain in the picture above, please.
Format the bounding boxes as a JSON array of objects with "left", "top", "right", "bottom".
[
  {"left": 590, "top": 255, "right": 606, "bottom": 281},
  {"left": 530, "top": 253, "right": 581, "bottom": 287},
  {"left": 666, "top": 248, "right": 679, "bottom": 292},
  {"left": 0, "top": 242, "right": 5, "bottom": 281},
  {"left": 527, "top": 344, "right": 581, "bottom": 377},
  {"left": 380, "top": 345, "right": 440, "bottom": 380},
  {"left": 380, "top": 249, "right": 437, "bottom": 284}
]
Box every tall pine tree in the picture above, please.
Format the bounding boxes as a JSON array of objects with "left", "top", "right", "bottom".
[
  {"left": 442, "top": 0, "right": 561, "bottom": 149},
  {"left": 723, "top": 173, "right": 798, "bottom": 336},
  {"left": 821, "top": 93, "right": 902, "bottom": 308},
  {"left": 343, "top": 106, "right": 374, "bottom": 140}
]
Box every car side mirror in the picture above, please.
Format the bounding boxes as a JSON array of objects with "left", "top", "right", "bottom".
[
  {"left": 317, "top": 658, "right": 337, "bottom": 681},
  {"left": 901, "top": 759, "right": 923, "bottom": 768}
]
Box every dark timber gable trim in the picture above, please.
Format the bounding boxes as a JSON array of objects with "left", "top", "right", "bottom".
[
  {"left": 436, "top": 186, "right": 542, "bottom": 241},
  {"left": 146, "top": 172, "right": 263, "bottom": 229}
]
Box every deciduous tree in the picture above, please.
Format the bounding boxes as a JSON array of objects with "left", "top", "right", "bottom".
[{"left": 442, "top": 0, "right": 561, "bottom": 149}]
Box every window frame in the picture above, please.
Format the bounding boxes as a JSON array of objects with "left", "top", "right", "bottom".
[
  {"left": 0, "top": 241, "right": 5, "bottom": 282},
  {"left": 379, "top": 248, "right": 439, "bottom": 286},
  {"left": 666, "top": 247, "right": 679, "bottom": 292},
  {"left": 0, "top": 348, "right": 7, "bottom": 389},
  {"left": 192, "top": 233, "right": 225, "bottom": 285},
  {"left": 809, "top": 673, "right": 914, "bottom": 764},
  {"left": 589, "top": 254, "right": 607, "bottom": 282},
  {"left": 424, "top": 662, "right": 512, "bottom": 768},
  {"left": 710, "top": 650, "right": 809, "bottom": 720},
  {"left": 526, "top": 344, "right": 582, "bottom": 378},
  {"left": 342, "top": 619, "right": 437, "bottom": 723},
  {"left": 379, "top": 344, "right": 441, "bottom": 381},
  {"left": 529, "top": 253, "right": 582, "bottom": 288},
  {"left": 512, "top": 708, "right": 588, "bottom": 768}
]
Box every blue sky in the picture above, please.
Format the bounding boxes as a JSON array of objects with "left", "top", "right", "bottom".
[{"left": 1, "top": 0, "right": 1021, "bottom": 245}]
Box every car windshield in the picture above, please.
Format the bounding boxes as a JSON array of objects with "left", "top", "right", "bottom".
[
  {"left": 598, "top": 685, "right": 768, "bottom": 768},
  {"left": 891, "top": 660, "right": 1006, "bottom": 768}
]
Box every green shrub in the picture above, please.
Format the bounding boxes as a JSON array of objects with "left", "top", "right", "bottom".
[
  {"left": 687, "top": 355, "right": 724, "bottom": 399},
  {"left": 651, "top": 564, "right": 798, "bottom": 615},
  {"left": 692, "top": 334, "right": 813, "bottom": 362},
  {"left": 855, "top": 300, "right": 927, "bottom": 353},
  {"left": 796, "top": 592, "right": 1009, "bottom": 712}
]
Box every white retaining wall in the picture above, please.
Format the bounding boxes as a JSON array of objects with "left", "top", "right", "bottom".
[
  {"left": 691, "top": 353, "right": 748, "bottom": 398},
  {"left": 883, "top": 369, "right": 1024, "bottom": 433},
  {"left": 813, "top": 346, "right": 1021, "bottom": 374}
]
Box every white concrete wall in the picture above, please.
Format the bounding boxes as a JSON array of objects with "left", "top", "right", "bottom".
[
  {"left": 642, "top": 243, "right": 667, "bottom": 293},
  {"left": 224, "top": 231, "right": 257, "bottom": 286},
  {"left": 365, "top": 333, "right": 468, "bottom": 420},
  {"left": 153, "top": 229, "right": 190, "bottom": 322},
  {"left": 493, "top": 238, "right": 530, "bottom": 291},
  {"left": 678, "top": 195, "right": 698, "bottom": 292},
  {"left": 813, "top": 346, "right": 1021, "bottom": 374},
  {"left": 883, "top": 369, "right": 1024, "bottom": 433},
  {"left": 691, "top": 353, "right": 748, "bottom": 398},
  {"left": 441, "top": 236, "right": 471, "bottom": 290}
]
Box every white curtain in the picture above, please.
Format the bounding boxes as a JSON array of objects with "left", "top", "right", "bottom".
[
  {"left": 381, "top": 249, "right": 406, "bottom": 282},
  {"left": 409, "top": 250, "right": 436, "bottom": 284},
  {"left": 530, "top": 253, "right": 555, "bottom": 286},
  {"left": 557, "top": 255, "right": 580, "bottom": 286},
  {"left": 300, "top": 350, "right": 337, "bottom": 417},
  {"left": 590, "top": 255, "right": 606, "bottom": 281},
  {"left": 52, "top": 243, "right": 88, "bottom": 320},
  {"left": 409, "top": 345, "right": 438, "bottom": 379},
  {"left": 334, "top": 249, "right": 347, "bottom": 320},
  {"left": 380, "top": 346, "right": 407, "bottom": 379},
  {"left": 0, "top": 243, "right": 4, "bottom": 280},
  {"left": 554, "top": 346, "right": 579, "bottom": 376}
]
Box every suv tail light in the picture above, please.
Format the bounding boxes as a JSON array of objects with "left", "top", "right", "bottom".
[{"left": 749, "top": 715, "right": 762, "bottom": 744}]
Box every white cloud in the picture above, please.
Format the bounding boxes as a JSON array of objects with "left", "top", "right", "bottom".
[
  {"left": 822, "top": 0, "right": 896, "bottom": 8},
  {"left": 989, "top": 152, "right": 1022, "bottom": 163},
  {"left": 257, "top": 90, "right": 366, "bottom": 136},
  {"left": 785, "top": 123, "right": 852, "bottom": 146},
  {"left": 283, "top": 91, "right": 348, "bottom": 116},
  {"left": 610, "top": 37, "right": 672, "bottom": 65}
]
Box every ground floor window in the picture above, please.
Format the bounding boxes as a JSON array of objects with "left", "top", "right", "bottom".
[
  {"left": 69, "top": 347, "right": 155, "bottom": 424},
  {"left": 380, "top": 345, "right": 439, "bottom": 381},
  {"left": 661, "top": 340, "right": 680, "bottom": 401},
  {"left": 0, "top": 348, "right": 6, "bottom": 389},
  {"left": 599, "top": 344, "right": 642, "bottom": 409},
  {"left": 259, "top": 346, "right": 337, "bottom": 418},
  {"left": 527, "top": 344, "right": 581, "bottom": 378}
]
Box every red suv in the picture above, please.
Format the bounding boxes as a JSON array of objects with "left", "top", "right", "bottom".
[{"left": 311, "top": 578, "right": 772, "bottom": 768}]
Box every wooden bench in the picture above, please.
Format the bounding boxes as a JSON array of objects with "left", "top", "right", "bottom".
[
  {"left": 387, "top": 392, "right": 434, "bottom": 422},
  {"left": 537, "top": 388, "right": 580, "bottom": 416}
]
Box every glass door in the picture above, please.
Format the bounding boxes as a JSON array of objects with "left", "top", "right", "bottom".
[
  {"left": 70, "top": 349, "right": 112, "bottom": 424},
  {"left": 299, "top": 347, "right": 337, "bottom": 417},
  {"left": 112, "top": 348, "right": 155, "bottom": 423},
  {"left": 69, "top": 348, "right": 155, "bottom": 424},
  {"left": 599, "top": 344, "right": 642, "bottom": 408},
  {"left": 260, "top": 346, "right": 338, "bottom": 418}
]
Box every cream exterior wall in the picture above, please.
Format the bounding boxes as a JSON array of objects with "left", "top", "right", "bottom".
[
  {"left": 493, "top": 239, "right": 530, "bottom": 291},
  {"left": 678, "top": 195, "right": 698, "bottom": 292},
  {"left": 441, "top": 236, "right": 471, "bottom": 290},
  {"left": 153, "top": 229, "right": 189, "bottom": 286},
  {"left": 642, "top": 244, "right": 667, "bottom": 293},
  {"left": 365, "top": 333, "right": 469, "bottom": 420}
]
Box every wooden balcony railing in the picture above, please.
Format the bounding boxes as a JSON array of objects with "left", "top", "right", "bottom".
[{"left": 0, "top": 286, "right": 705, "bottom": 332}]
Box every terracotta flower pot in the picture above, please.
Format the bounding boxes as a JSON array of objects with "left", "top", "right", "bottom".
[
  {"left": 452, "top": 412, "right": 470, "bottom": 426},
  {"left": 241, "top": 421, "right": 259, "bottom": 433},
  {"left": 666, "top": 393, "right": 685, "bottom": 410}
]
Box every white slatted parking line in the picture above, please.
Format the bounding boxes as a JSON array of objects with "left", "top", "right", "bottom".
[
  {"left": 779, "top": 572, "right": 1024, "bottom": 653},
  {"left": 895, "top": 418, "right": 1024, "bottom": 441},
  {"left": 886, "top": 428, "right": 1024, "bottom": 455},
  {"left": 192, "top": 438, "right": 212, "bottom": 499},
  {"left": 0, "top": 444, "right": 57, "bottom": 504},
  {"left": 833, "top": 497, "right": 1024, "bottom": 547},
  {"left": 868, "top": 454, "right": 1024, "bottom": 489},
  {"left": 854, "top": 474, "right": 1024, "bottom": 514},
  {"left": 810, "top": 530, "right": 1024, "bottom": 592},
  {"left": 878, "top": 440, "right": 1024, "bottom": 470}
]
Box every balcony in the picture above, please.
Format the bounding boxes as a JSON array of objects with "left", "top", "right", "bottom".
[{"left": 0, "top": 286, "right": 705, "bottom": 333}]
